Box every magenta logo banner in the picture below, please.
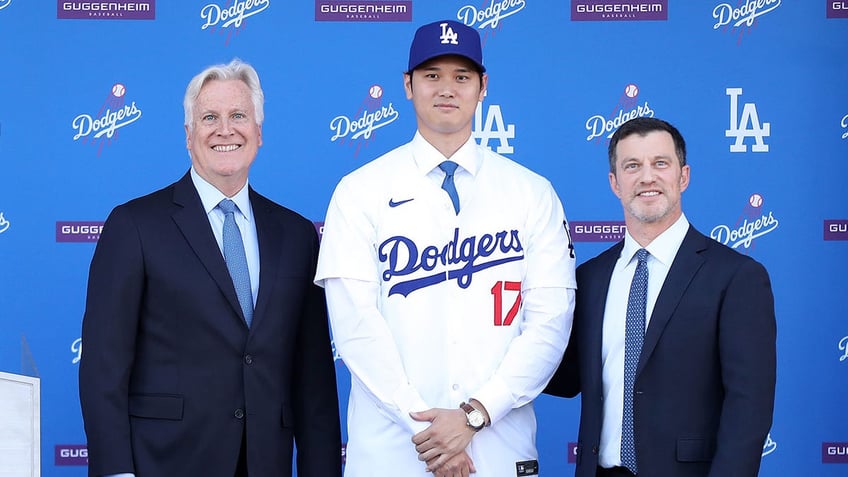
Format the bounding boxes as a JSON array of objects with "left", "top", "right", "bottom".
[
  {"left": 58, "top": 0, "right": 155, "bottom": 20},
  {"left": 315, "top": 1, "right": 412, "bottom": 22},
  {"left": 825, "top": 219, "right": 848, "bottom": 240},
  {"left": 828, "top": 1, "right": 848, "bottom": 18},
  {"left": 570, "top": 221, "right": 627, "bottom": 242},
  {"left": 56, "top": 221, "right": 104, "bottom": 243},
  {"left": 823, "top": 442, "right": 848, "bottom": 463},
  {"left": 572, "top": 0, "right": 667, "bottom": 21},
  {"left": 314, "top": 221, "right": 324, "bottom": 240},
  {"left": 55, "top": 445, "right": 88, "bottom": 465},
  {"left": 568, "top": 442, "right": 578, "bottom": 463}
]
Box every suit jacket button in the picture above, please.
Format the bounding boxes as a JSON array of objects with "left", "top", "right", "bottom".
[
  {"left": 592, "top": 446, "right": 599, "bottom": 455},
  {"left": 244, "top": 354, "right": 253, "bottom": 365},
  {"left": 234, "top": 408, "right": 245, "bottom": 419}
]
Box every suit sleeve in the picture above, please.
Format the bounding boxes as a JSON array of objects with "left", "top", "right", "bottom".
[
  {"left": 78, "top": 206, "right": 143, "bottom": 476},
  {"left": 293, "top": 230, "right": 343, "bottom": 477},
  {"left": 708, "top": 258, "right": 776, "bottom": 477}
]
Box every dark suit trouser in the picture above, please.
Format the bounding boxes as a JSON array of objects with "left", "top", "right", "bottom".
[{"left": 596, "top": 466, "right": 636, "bottom": 477}]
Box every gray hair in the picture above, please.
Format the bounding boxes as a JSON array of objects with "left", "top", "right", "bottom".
[{"left": 183, "top": 58, "right": 264, "bottom": 130}]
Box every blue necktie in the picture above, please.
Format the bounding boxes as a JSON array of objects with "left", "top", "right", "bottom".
[
  {"left": 439, "top": 161, "right": 460, "bottom": 214},
  {"left": 622, "top": 248, "right": 649, "bottom": 474},
  {"left": 218, "top": 199, "right": 253, "bottom": 327}
]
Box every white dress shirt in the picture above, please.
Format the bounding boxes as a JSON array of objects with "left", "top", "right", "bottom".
[{"left": 599, "top": 213, "right": 689, "bottom": 468}]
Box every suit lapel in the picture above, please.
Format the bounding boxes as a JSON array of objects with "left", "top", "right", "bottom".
[
  {"left": 170, "top": 172, "right": 245, "bottom": 323},
  {"left": 250, "top": 189, "right": 283, "bottom": 331},
  {"left": 637, "top": 226, "right": 707, "bottom": 375},
  {"left": 586, "top": 243, "right": 623, "bottom": 388}
]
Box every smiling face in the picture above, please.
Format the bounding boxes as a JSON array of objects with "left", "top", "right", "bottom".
[
  {"left": 610, "top": 129, "right": 690, "bottom": 235},
  {"left": 185, "top": 79, "right": 262, "bottom": 196},
  {"left": 404, "top": 55, "right": 487, "bottom": 153}
]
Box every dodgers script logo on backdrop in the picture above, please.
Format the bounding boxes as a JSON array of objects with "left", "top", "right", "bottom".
[
  {"left": 55, "top": 445, "right": 88, "bottom": 466},
  {"left": 841, "top": 113, "right": 848, "bottom": 139},
  {"left": 839, "top": 335, "right": 848, "bottom": 362},
  {"left": 824, "top": 219, "right": 848, "bottom": 241},
  {"left": 201, "top": 0, "right": 269, "bottom": 45},
  {"left": 822, "top": 442, "right": 848, "bottom": 463},
  {"left": 56, "top": 221, "right": 104, "bottom": 243},
  {"left": 57, "top": 0, "right": 155, "bottom": 19},
  {"left": 712, "top": 0, "right": 780, "bottom": 44},
  {"left": 0, "top": 212, "right": 10, "bottom": 234},
  {"left": 0, "top": 0, "right": 11, "bottom": 12},
  {"left": 71, "top": 337, "right": 82, "bottom": 364},
  {"left": 571, "top": 0, "right": 667, "bottom": 21},
  {"left": 315, "top": 1, "right": 412, "bottom": 22},
  {"left": 456, "top": 0, "right": 525, "bottom": 31},
  {"left": 710, "top": 193, "right": 779, "bottom": 251},
  {"left": 829, "top": 1, "right": 848, "bottom": 18},
  {"left": 570, "top": 221, "right": 626, "bottom": 242},
  {"left": 473, "top": 91, "right": 515, "bottom": 154},
  {"left": 380, "top": 227, "right": 524, "bottom": 297},
  {"left": 762, "top": 433, "right": 777, "bottom": 457},
  {"left": 330, "top": 84, "right": 399, "bottom": 157},
  {"left": 72, "top": 83, "right": 142, "bottom": 156},
  {"left": 586, "top": 83, "right": 655, "bottom": 143},
  {"left": 726, "top": 87, "right": 770, "bottom": 153}
]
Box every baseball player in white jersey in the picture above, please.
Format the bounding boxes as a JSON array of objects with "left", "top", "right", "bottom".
[{"left": 315, "top": 19, "right": 576, "bottom": 477}]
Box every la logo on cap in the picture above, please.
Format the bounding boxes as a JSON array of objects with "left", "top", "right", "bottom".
[{"left": 439, "top": 22, "right": 459, "bottom": 45}]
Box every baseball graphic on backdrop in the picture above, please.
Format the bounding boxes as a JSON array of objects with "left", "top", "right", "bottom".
[
  {"left": 749, "top": 193, "right": 763, "bottom": 208},
  {"left": 369, "top": 84, "right": 383, "bottom": 99},
  {"left": 624, "top": 83, "right": 639, "bottom": 98},
  {"left": 112, "top": 83, "right": 126, "bottom": 98}
]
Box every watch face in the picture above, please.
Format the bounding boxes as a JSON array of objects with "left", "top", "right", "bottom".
[{"left": 467, "top": 410, "right": 485, "bottom": 428}]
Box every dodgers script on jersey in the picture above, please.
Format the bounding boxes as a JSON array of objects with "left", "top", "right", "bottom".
[{"left": 316, "top": 133, "right": 577, "bottom": 476}]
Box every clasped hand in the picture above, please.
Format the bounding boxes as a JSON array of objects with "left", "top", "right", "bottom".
[{"left": 410, "top": 408, "right": 477, "bottom": 477}]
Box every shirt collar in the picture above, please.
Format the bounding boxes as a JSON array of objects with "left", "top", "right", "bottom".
[
  {"left": 190, "top": 167, "right": 253, "bottom": 222},
  {"left": 621, "top": 213, "right": 689, "bottom": 267},
  {"left": 410, "top": 131, "right": 481, "bottom": 177}
]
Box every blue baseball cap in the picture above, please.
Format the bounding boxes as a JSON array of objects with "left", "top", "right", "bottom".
[{"left": 408, "top": 20, "right": 485, "bottom": 73}]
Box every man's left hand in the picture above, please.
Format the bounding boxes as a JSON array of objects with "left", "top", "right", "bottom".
[{"left": 410, "top": 408, "right": 475, "bottom": 472}]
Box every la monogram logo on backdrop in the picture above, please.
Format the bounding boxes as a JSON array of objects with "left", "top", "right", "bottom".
[
  {"left": 726, "top": 87, "right": 770, "bottom": 153},
  {"left": 473, "top": 91, "right": 516, "bottom": 154}
]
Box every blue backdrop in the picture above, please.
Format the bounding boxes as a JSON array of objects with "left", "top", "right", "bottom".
[{"left": 1, "top": 1, "right": 847, "bottom": 475}]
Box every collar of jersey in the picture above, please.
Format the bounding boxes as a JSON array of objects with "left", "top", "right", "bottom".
[{"left": 410, "top": 131, "right": 481, "bottom": 177}]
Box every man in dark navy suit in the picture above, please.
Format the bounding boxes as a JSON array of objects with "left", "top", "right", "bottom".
[
  {"left": 547, "top": 117, "right": 776, "bottom": 477},
  {"left": 79, "top": 59, "right": 341, "bottom": 477}
]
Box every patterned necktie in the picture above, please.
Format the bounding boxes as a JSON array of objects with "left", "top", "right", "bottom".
[
  {"left": 439, "top": 161, "right": 460, "bottom": 214},
  {"left": 622, "top": 248, "right": 649, "bottom": 474},
  {"left": 218, "top": 199, "right": 254, "bottom": 327}
]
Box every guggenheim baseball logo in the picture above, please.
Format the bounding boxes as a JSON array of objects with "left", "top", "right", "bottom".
[
  {"left": 824, "top": 219, "right": 848, "bottom": 241},
  {"left": 55, "top": 445, "right": 87, "bottom": 466},
  {"left": 710, "top": 193, "right": 779, "bottom": 251},
  {"left": 823, "top": 442, "right": 848, "bottom": 463},
  {"left": 56, "top": 221, "right": 104, "bottom": 243},
  {"left": 586, "top": 83, "right": 655, "bottom": 143},
  {"left": 570, "top": 221, "right": 626, "bottom": 242},
  {"left": 58, "top": 0, "right": 155, "bottom": 19},
  {"left": 572, "top": 0, "right": 667, "bottom": 22},
  {"left": 830, "top": 1, "right": 848, "bottom": 18},
  {"left": 315, "top": 1, "right": 412, "bottom": 22}
]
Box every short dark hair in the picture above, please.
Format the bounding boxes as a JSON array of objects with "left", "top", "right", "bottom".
[{"left": 608, "top": 117, "right": 687, "bottom": 174}]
